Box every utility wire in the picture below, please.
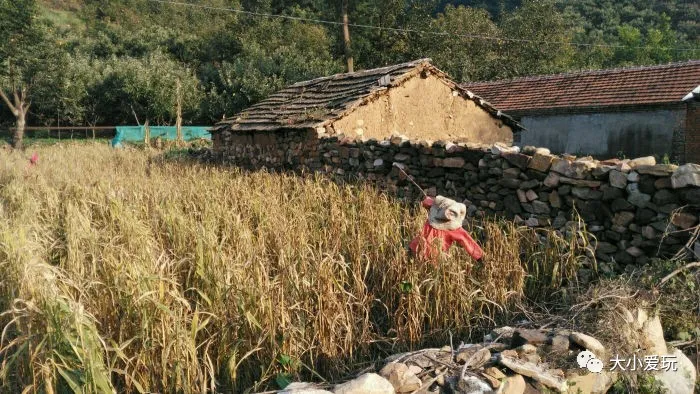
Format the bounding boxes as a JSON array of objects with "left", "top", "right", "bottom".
[{"left": 146, "top": 0, "right": 700, "bottom": 52}]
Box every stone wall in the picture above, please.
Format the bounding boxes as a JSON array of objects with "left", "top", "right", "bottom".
[{"left": 215, "top": 130, "right": 700, "bottom": 270}]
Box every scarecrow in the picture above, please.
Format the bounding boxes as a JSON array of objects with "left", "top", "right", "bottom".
[{"left": 409, "top": 195, "right": 483, "bottom": 264}]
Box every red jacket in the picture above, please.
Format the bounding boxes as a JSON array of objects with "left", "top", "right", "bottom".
[{"left": 409, "top": 197, "right": 483, "bottom": 263}]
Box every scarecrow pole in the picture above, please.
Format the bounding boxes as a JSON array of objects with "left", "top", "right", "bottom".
[
  {"left": 176, "top": 77, "right": 183, "bottom": 146},
  {"left": 393, "top": 163, "right": 428, "bottom": 198},
  {"left": 342, "top": 0, "right": 354, "bottom": 73}
]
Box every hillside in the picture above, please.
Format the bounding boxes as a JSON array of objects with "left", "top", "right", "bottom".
[{"left": 1, "top": 0, "right": 698, "bottom": 130}]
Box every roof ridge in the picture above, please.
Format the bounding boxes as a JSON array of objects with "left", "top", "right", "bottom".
[
  {"left": 289, "top": 58, "right": 433, "bottom": 88},
  {"left": 465, "top": 60, "right": 700, "bottom": 85}
]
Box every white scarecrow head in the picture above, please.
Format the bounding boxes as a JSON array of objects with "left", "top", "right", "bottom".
[{"left": 428, "top": 195, "right": 467, "bottom": 231}]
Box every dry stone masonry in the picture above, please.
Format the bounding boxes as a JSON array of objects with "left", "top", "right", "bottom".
[{"left": 213, "top": 130, "right": 700, "bottom": 270}]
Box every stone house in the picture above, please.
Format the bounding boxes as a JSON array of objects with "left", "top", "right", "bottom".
[
  {"left": 211, "top": 59, "right": 521, "bottom": 167},
  {"left": 464, "top": 61, "right": 700, "bottom": 163}
]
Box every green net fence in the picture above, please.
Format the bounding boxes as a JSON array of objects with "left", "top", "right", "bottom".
[{"left": 111, "top": 126, "right": 211, "bottom": 147}]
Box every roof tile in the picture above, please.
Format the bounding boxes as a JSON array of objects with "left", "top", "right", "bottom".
[{"left": 463, "top": 61, "right": 700, "bottom": 115}]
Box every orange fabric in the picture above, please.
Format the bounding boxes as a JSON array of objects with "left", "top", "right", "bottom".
[{"left": 409, "top": 197, "right": 483, "bottom": 263}]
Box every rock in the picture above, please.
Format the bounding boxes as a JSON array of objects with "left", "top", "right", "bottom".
[
  {"left": 491, "top": 326, "right": 516, "bottom": 341},
  {"left": 543, "top": 172, "right": 561, "bottom": 188},
  {"left": 500, "top": 178, "right": 522, "bottom": 189},
  {"left": 462, "top": 348, "right": 492, "bottom": 370},
  {"left": 601, "top": 184, "right": 623, "bottom": 200},
  {"left": 625, "top": 246, "right": 644, "bottom": 257},
  {"left": 654, "top": 177, "right": 673, "bottom": 189},
  {"left": 592, "top": 165, "right": 614, "bottom": 179},
  {"left": 333, "top": 373, "right": 394, "bottom": 394},
  {"left": 517, "top": 344, "right": 538, "bottom": 355},
  {"left": 654, "top": 348, "right": 697, "bottom": 394},
  {"left": 548, "top": 335, "right": 570, "bottom": 353},
  {"left": 642, "top": 226, "right": 657, "bottom": 239},
  {"left": 528, "top": 153, "right": 554, "bottom": 172},
  {"left": 671, "top": 163, "right": 700, "bottom": 188},
  {"left": 519, "top": 179, "right": 540, "bottom": 190},
  {"left": 480, "top": 372, "right": 502, "bottom": 389},
  {"left": 496, "top": 374, "right": 526, "bottom": 394},
  {"left": 525, "top": 189, "right": 538, "bottom": 201},
  {"left": 485, "top": 367, "right": 507, "bottom": 380},
  {"left": 565, "top": 371, "right": 615, "bottom": 394},
  {"left": 671, "top": 212, "right": 697, "bottom": 229},
  {"left": 282, "top": 382, "right": 334, "bottom": 394},
  {"left": 492, "top": 144, "right": 520, "bottom": 156},
  {"left": 616, "top": 161, "right": 631, "bottom": 173},
  {"left": 559, "top": 177, "right": 601, "bottom": 188},
  {"left": 512, "top": 329, "right": 548, "bottom": 346},
  {"left": 632, "top": 308, "right": 667, "bottom": 356},
  {"left": 379, "top": 362, "right": 411, "bottom": 392},
  {"left": 596, "top": 242, "right": 617, "bottom": 254},
  {"left": 390, "top": 135, "right": 409, "bottom": 146},
  {"left": 394, "top": 153, "right": 410, "bottom": 162},
  {"left": 504, "top": 167, "right": 522, "bottom": 178},
  {"left": 516, "top": 189, "right": 528, "bottom": 203},
  {"left": 551, "top": 159, "right": 593, "bottom": 179},
  {"left": 499, "top": 356, "right": 568, "bottom": 392},
  {"left": 611, "top": 198, "right": 633, "bottom": 212},
  {"left": 571, "top": 187, "right": 603, "bottom": 200},
  {"left": 612, "top": 211, "right": 635, "bottom": 227},
  {"left": 456, "top": 376, "right": 494, "bottom": 394},
  {"left": 549, "top": 192, "right": 562, "bottom": 208},
  {"left": 636, "top": 164, "right": 678, "bottom": 176},
  {"left": 524, "top": 217, "right": 539, "bottom": 227},
  {"left": 608, "top": 170, "right": 627, "bottom": 189},
  {"left": 373, "top": 158, "right": 384, "bottom": 167},
  {"left": 652, "top": 189, "right": 678, "bottom": 205},
  {"left": 503, "top": 152, "right": 531, "bottom": 169},
  {"left": 627, "top": 171, "right": 640, "bottom": 182},
  {"left": 504, "top": 195, "right": 523, "bottom": 214},
  {"left": 442, "top": 157, "right": 465, "bottom": 168},
  {"left": 628, "top": 156, "right": 656, "bottom": 168},
  {"left": 627, "top": 192, "right": 651, "bottom": 208},
  {"left": 531, "top": 201, "right": 551, "bottom": 215},
  {"left": 569, "top": 332, "right": 606, "bottom": 357}
]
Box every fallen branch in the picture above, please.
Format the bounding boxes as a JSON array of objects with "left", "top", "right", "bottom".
[{"left": 658, "top": 262, "right": 700, "bottom": 288}]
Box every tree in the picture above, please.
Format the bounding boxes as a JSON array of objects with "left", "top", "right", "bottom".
[
  {"left": 420, "top": 5, "right": 501, "bottom": 82},
  {"left": 497, "top": 0, "right": 575, "bottom": 78},
  {"left": 90, "top": 53, "right": 203, "bottom": 125},
  {"left": 0, "top": 0, "right": 40, "bottom": 149}
]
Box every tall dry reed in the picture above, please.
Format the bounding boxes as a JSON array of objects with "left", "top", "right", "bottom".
[{"left": 0, "top": 143, "right": 585, "bottom": 392}]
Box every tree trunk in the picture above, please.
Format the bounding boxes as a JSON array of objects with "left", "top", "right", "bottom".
[
  {"left": 0, "top": 88, "right": 30, "bottom": 150},
  {"left": 176, "top": 78, "right": 183, "bottom": 145},
  {"left": 13, "top": 108, "right": 26, "bottom": 150},
  {"left": 342, "top": 0, "right": 354, "bottom": 73}
]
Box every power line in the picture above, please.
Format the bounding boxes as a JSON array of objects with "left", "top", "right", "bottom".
[{"left": 146, "top": 0, "right": 700, "bottom": 53}]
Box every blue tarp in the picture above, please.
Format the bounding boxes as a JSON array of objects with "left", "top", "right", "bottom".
[{"left": 112, "top": 126, "right": 211, "bottom": 147}]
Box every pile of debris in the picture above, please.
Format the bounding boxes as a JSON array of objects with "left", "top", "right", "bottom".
[{"left": 279, "top": 317, "right": 696, "bottom": 394}]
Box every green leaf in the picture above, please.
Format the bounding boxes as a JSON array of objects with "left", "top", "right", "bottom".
[{"left": 275, "top": 372, "right": 293, "bottom": 389}]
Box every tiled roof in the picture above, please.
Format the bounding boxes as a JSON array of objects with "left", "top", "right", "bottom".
[
  {"left": 213, "top": 59, "right": 521, "bottom": 133},
  {"left": 463, "top": 61, "right": 700, "bottom": 116}
]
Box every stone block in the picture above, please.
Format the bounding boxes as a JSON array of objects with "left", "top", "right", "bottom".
[
  {"left": 442, "top": 157, "right": 465, "bottom": 168},
  {"left": 671, "top": 163, "right": 700, "bottom": 188},
  {"left": 608, "top": 170, "right": 627, "bottom": 189},
  {"left": 528, "top": 153, "right": 554, "bottom": 172}
]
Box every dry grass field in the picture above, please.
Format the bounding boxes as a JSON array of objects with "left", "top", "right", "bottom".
[{"left": 0, "top": 143, "right": 592, "bottom": 393}]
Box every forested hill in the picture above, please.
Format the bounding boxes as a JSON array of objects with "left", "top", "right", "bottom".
[{"left": 1, "top": 0, "right": 698, "bottom": 128}]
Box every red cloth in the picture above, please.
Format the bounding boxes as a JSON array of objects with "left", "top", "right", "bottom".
[
  {"left": 409, "top": 197, "right": 483, "bottom": 262},
  {"left": 29, "top": 152, "right": 38, "bottom": 166}
]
